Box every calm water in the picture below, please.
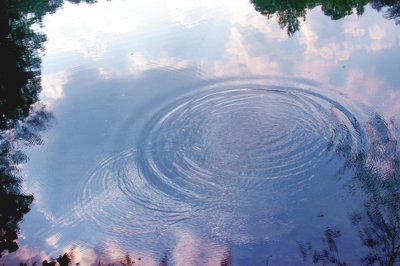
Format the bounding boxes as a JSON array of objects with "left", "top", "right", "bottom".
[{"left": 1, "top": 0, "right": 400, "bottom": 265}]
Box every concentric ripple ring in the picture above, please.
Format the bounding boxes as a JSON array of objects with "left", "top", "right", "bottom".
[{"left": 75, "top": 77, "right": 394, "bottom": 235}]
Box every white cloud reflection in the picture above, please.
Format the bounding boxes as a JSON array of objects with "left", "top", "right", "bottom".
[
  {"left": 211, "top": 27, "right": 280, "bottom": 76},
  {"left": 168, "top": 0, "right": 210, "bottom": 28},
  {"left": 344, "top": 20, "right": 366, "bottom": 37},
  {"left": 0, "top": 246, "right": 47, "bottom": 265},
  {"left": 367, "top": 24, "right": 396, "bottom": 51},
  {"left": 42, "top": 0, "right": 143, "bottom": 59},
  {"left": 173, "top": 230, "right": 227, "bottom": 266},
  {"left": 17, "top": 0, "right": 400, "bottom": 263},
  {"left": 344, "top": 69, "right": 400, "bottom": 119},
  {"left": 46, "top": 233, "right": 61, "bottom": 248},
  {"left": 230, "top": 3, "right": 288, "bottom": 41},
  {"left": 129, "top": 52, "right": 190, "bottom": 75},
  {"left": 1, "top": 238, "right": 227, "bottom": 265},
  {"left": 41, "top": 73, "right": 69, "bottom": 102}
]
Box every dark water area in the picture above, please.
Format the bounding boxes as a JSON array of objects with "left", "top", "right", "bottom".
[{"left": 1, "top": 0, "right": 400, "bottom": 265}]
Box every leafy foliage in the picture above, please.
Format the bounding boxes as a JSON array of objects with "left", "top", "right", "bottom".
[
  {"left": 250, "top": 0, "right": 399, "bottom": 35},
  {"left": 0, "top": 0, "right": 96, "bottom": 257}
]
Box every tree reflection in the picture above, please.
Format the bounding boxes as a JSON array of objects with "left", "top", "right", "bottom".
[
  {"left": 250, "top": 0, "right": 400, "bottom": 36},
  {"left": 42, "top": 253, "right": 71, "bottom": 266},
  {"left": 371, "top": 0, "right": 400, "bottom": 24},
  {"left": 299, "top": 228, "right": 346, "bottom": 265},
  {"left": 300, "top": 177, "right": 400, "bottom": 265},
  {"left": 0, "top": 0, "right": 96, "bottom": 258},
  {"left": 0, "top": 104, "right": 53, "bottom": 257},
  {"left": 350, "top": 173, "right": 400, "bottom": 264},
  {"left": 220, "top": 252, "right": 232, "bottom": 266},
  {"left": 12, "top": 250, "right": 233, "bottom": 266},
  {"left": 299, "top": 116, "right": 400, "bottom": 265},
  {"left": 3, "top": 248, "right": 229, "bottom": 265}
]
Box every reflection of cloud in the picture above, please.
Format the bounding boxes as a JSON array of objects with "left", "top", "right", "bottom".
[
  {"left": 369, "top": 25, "right": 385, "bottom": 40},
  {"left": 1, "top": 242, "right": 157, "bottom": 265},
  {"left": 41, "top": 73, "right": 69, "bottom": 101},
  {"left": 230, "top": 4, "right": 287, "bottom": 41},
  {"left": 97, "top": 67, "right": 114, "bottom": 80},
  {"left": 168, "top": 0, "right": 209, "bottom": 28},
  {"left": 296, "top": 10, "right": 396, "bottom": 74},
  {"left": 0, "top": 246, "right": 47, "bottom": 265},
  {"left": 8, "top": 3, "right": 400, "bottom": 266},
  {"left": 46, "top": 233, "right": 61, "bottom": 247},
  {"left": 100, "top": 240, "right": 126, "bottom": 263},
  {"left": 294, "top": 10, "right": 399, "bottom": 82},
  {"left": 343, "top": 69, "right": 400, "bottom": 120},
  {"left": 100, "top": 239, "right": 157, "bottom": 265},
  {"left": 173, "top": 230, "right": 226, "bottom": 266},
  {"left": 300, "top": 22, "right": 352, "bottom": 61},
  {"left": 294, "top": 57, "right": 333, "bottom": 81},
  {"left": 212, "top": 0, "right": 286, "bottom": 76},
  {"left": 211, "top": 27, "right": 280, "bottom": 76},
  {"left": 344, "top": 20, "right": 366, "bottom": 37},
  {"left": 43, "top": 0, "right": 142, "bottom": 58},
  {"left": 129, "top": 52, "right": 190, "bottom": 75},
  {"left": 68, "top": 245, "right": 97, "bottom": 266},
  {"left": 367, "top": 25, "right": 396, "bottom": 51}
]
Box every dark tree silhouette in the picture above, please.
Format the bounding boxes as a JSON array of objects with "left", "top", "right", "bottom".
[
  {"left": 220, "top": 252, "right": 232, "bottom": 266},
  {"left": 159, "top": 251, "right": 169, "bottom": 266},
  {"left": 0, "top": 0, "right": 59, "bottom": 256},
  {"left": 299, "top": 228, "right": 347, "bottom": 265},
  {"left": 371, "top": 0, "right": 400, "bottom": 24},
  {"left": 250, "top": 0, "right": 399, "bottom": 36},
  {"left": 0, "top": 0, "right": 97, "bottom": 258},
  {"left": 0, "top": 104, "right": 53, "bottom": 257}
]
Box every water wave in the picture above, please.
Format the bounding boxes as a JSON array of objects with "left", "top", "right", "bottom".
[{"left": 74, "top": 77, "right": 394, "bottom": 237}]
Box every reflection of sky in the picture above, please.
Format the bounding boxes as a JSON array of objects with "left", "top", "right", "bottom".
[
  {"left": 40, "top": 1, "right": 400, "bottom": 119},
  {"left": 9, "top": 0, "right": 400, "bottom": 264}
]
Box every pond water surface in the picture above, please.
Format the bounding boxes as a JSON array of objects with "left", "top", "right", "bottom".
[{"left": 1, "top": 0, "right": 400, "bottom": 265}]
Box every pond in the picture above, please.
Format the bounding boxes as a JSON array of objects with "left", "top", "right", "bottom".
[{"left": 1, "top": 0, "right": 400, "bottom": 265}]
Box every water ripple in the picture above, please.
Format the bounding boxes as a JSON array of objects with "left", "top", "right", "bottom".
[{"left": 74, "top": 77, "right": 393, "bottom": 237}]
